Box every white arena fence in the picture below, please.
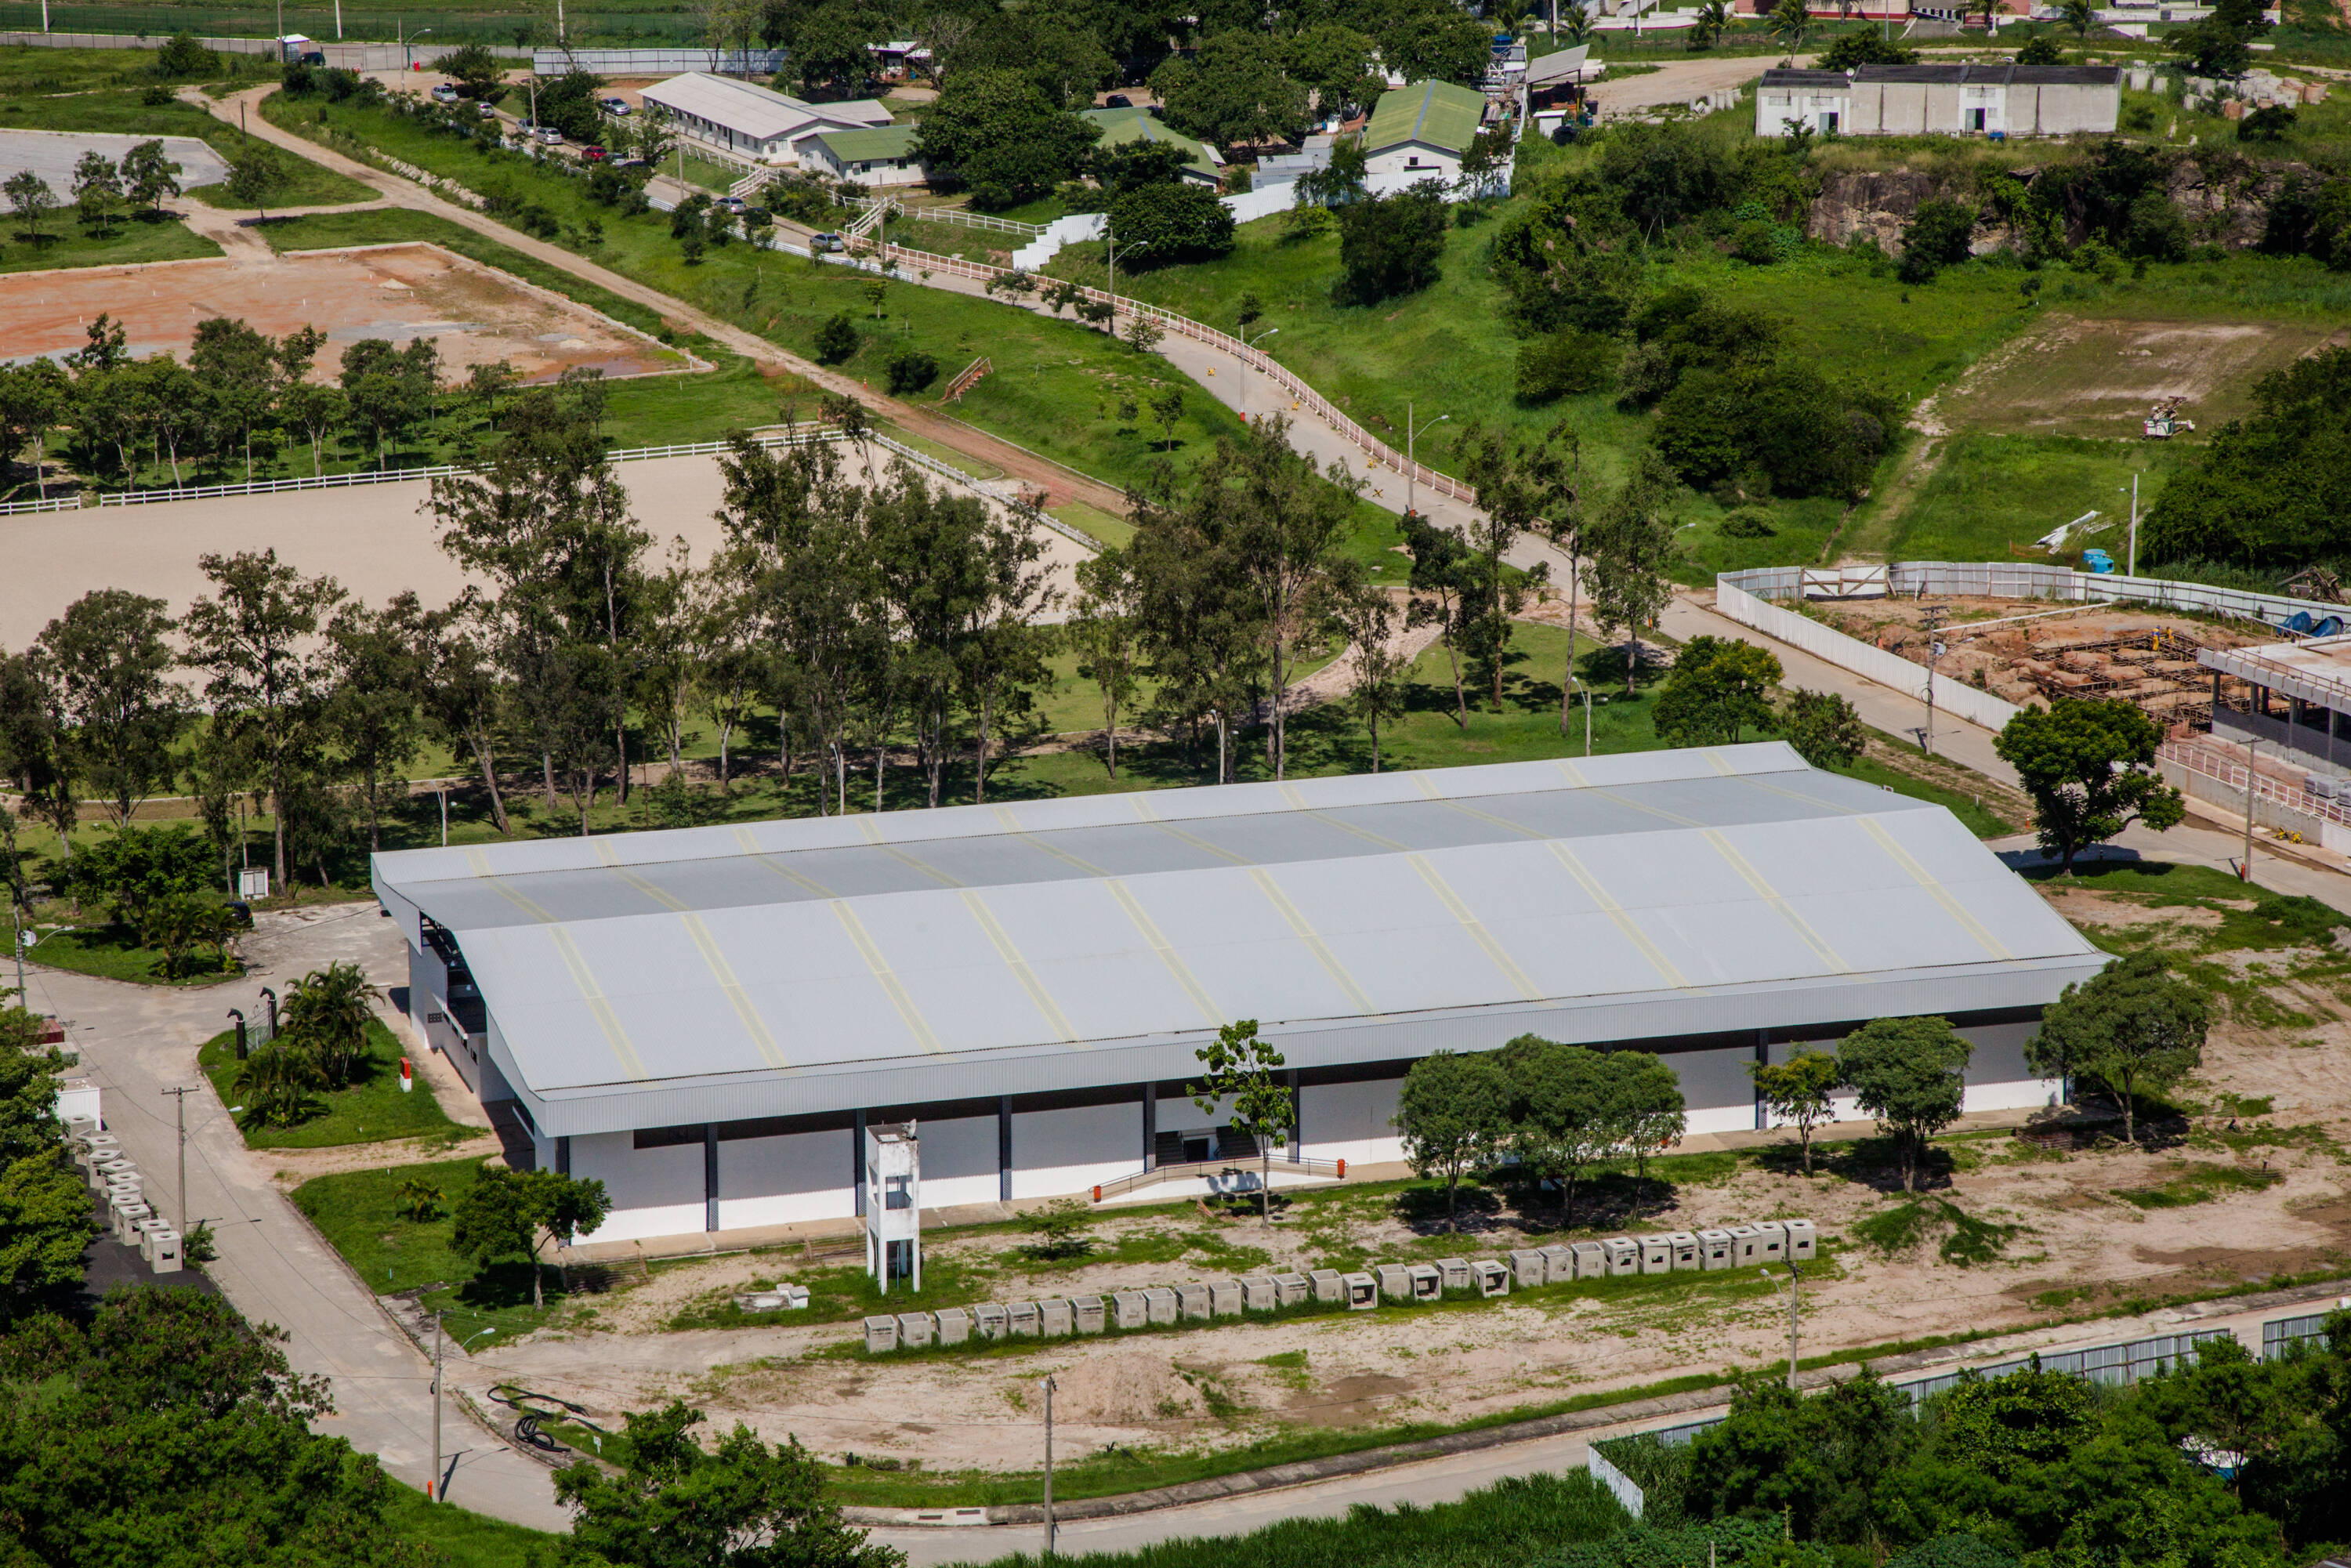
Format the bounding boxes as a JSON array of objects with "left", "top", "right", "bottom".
[{"left": 0, "top": 494, "right": 82, "bottom": 516}]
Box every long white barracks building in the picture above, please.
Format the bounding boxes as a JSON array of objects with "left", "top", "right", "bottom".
[{"left": 371, "top": 745, "right": 2106, "bottom": 1244}]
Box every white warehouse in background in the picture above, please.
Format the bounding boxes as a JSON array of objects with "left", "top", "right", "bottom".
[
  {"left": 638, "top": 71, "right": 893, "bottom": 165},
  {"left": 373, "top": 746, "right": 2102, "bottom": 1248}
]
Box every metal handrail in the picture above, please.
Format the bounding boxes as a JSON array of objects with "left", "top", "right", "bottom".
[
  {"left": 1090, "top": 1153, "right": 1348, "bottom": 1203},
  {"left": 2159, "top": 737, "right": 2351, "bottom": 827}
]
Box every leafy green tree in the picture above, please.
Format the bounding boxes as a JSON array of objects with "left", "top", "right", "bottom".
[
  {"left": 1838, "top": 1016, "right": 1972, "bottom": 1192},
  {"left": 154, "top": 30, "right": 212, "bottom": 75},
  {"left": 1110, "top": 181, "right": 1236, "bottom": 267},
  {"left": 0, "top": 1045, "right": 71, "bottom": 1171},
  {"left": 1070, "top": 548, "right": 1140, "bottom": 778},
  {"left": 2027, "top": 951, "right": 2207, "bottom": 1145},
  {"left": 1820, "top": 31, "right": 1918, "bottom": 70},
  {"left": 1784, "top": 687, "right": 1865, "bottom": 770},
  {"left": 1153, "top": 31, "right": 1309, "bottom": 150},
  {"left": 233, "top": 1040, "right": 323, "bottom": 1128},
  {"left": 1376, "top": 0, "right": 1496, "bottom": 84},
  {"left": 1610, "top": 1050, "right": 1687, "bottom": 1196},
  {"left": 813, "top": 312, "right": 860, "bottom": 364},
  {"left": 2015, "top": 33, "right": 2064, "bottom": 64},
  {"left": 1335, "top": 181, "right": 1447, "bottom": 305},
  {"left": 1684, "top": 1373, "right": 1917, "bottom": 1544},
  {"left": 1340, "top": 579, "right": 1409, "bottom": 771},
  {"left": 1586, "top": 451, "right": 1679, "bottom": 695},
  {"left": 2139, "top": 347, "right": 2351, "bottom": 567},
  {"left": 1516, "top": 331, "right": 1620, "bottom": 404},
  {"left": 1751, "top": 1048, "right": 1841, "bottom": 1173},
  {"left": 4, "top": 168, "right": 57, "bottom": 243},
  {"left": 181, "top": 550, "right": 346, "bottom": 891},
  {"left": 1396, "top": 1049, "right": 1512, "bottom": 1229},
  {"left": 555, "top": 1400, "right": 905, "bottom": 1568},
  {"left": 57, "top": 823, "right": 214, "bottom": 936},
  {"left": 325, "top": 592, "right": 433, "bottom": 852},
  {"left": 146, "top": 889, "right": 238, "bottom": 979},
  {"left": 35, "top": 588, "right": 184, "bottom": 829},
  {"left": 1223, "top": 414, "right": 1361, "bottom": 777},
  {"left": 1899, "top": 199, "right": 1977, "bottom": 284},
  {"left": 451, "top": 1163, "right": 612, "bottom": 1309},
  {"left": 225, "top": 145, "right": 290, "bottom": 223},
  {"left": 1769, "top": 0, "right": 1811, "bottom": 60},
  {"left": 1454, "top": 419, "right": 1577, "bottom": 712},
  {"left": 1654, "top": 634, "right": 1781, "bottom": 747},
  {"left": 120, "top": 138, "right": 183, "bottom": 216},
  {"left": 431, "top": 42, "right": 508, "bottom": 98},
  {"left": 283, "top": 961, "right": 382, "bottom": 1091},
  {"left": 337, "top": 337, "right": 438, "bottom": 469},
  {"left": 0, "top": 1146, "right": 99, "bottom": 1317},
  {"left": 1502, "top": 1034, "right": 1620, "bottom": 1223},
  {"left": 914, "top": 69, "right": 1099, "bottom": 210},
  {"left": 71, "top": 151, "right": 124, "bottom": 237},
  {"left": 1993, "top": 698, "right": 2183, "bottom": 872},
  {"left": 2170, "top": 0, "right": 2266, "bottom": 75},
  {"left": 1286, "top": 24, "right": 1383, "bottom": 120},
  {"left": 1190, "top": 1019, "right": 1295, "bottom": 1226}
]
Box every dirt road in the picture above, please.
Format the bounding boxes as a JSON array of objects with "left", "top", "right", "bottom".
[{"left": 197, "top": 87, "right": 1132, "bottom": 517}]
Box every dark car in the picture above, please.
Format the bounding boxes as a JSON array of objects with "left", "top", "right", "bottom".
[
  {"left": 1104, "top": 92, "right": 1132, "bottom": 108},
  {"left": 299, "top": 50, "right": 325, "bottom": 65}
]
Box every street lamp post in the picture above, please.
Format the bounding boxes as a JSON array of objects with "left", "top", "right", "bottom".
[
  {"left": 431, "top": 1316, "right": 498, "bottom": 1503},
  {"left": 1245, "top": 324, "right": 1279, "bottom": 349},
  {"left": 1763, "top": 1262, "right": 1801, "bottom": 1389},
  {"left": 400, "top": 22, "right": 433, "bottom": 73},
  {"left": 1405, "top": 401, "right": 1448, "bottom": 516},
  {"left": 1040, "top": 1374, "right": 1058, "bottom": 1557},
  {"left": 2123, "top": 473, "right": 2140, "bottom": 578}
]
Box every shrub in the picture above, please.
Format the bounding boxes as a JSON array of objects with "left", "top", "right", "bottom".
[
  {"left": 1731, "top": 219, "right": 1779, "bottom": 265},
  {"left": 1107, "top": 180, "right": 1235, "bottom": 267},
  {"left": 1335, "top": 180, "right": 1447, "bottom": 305},
  {"left": 154, "top": 31, "right": 212, "bottom": 78},
  {"left": 1720, "top": 510, "right": 1776, "bottom": 538},
  {"left": 1515, "top": 330, "right": 1620, "bottom": 404},
  {"left": 1897, "top": 198, "right": 1976, "bottom": 283},
  {"left": 813, "top": 311, "right": 861, "bottom": 363},
  {"left": 886, "top": 347, "right": 940, "bottom": 394},
  {"left": 139, "top": 83, "right": 172, "bottom": 107}
]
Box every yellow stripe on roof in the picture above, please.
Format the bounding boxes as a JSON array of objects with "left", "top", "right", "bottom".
[
  {"left": 857, "top": 816, "right": 962, "bottom": 886},
  {"left": 466, "top": 848, "right": 560, "bottom": 923},
  {"left": 1591, "top": 789, "right": 1704, "bottom": 828},
  {"left": 831, "top": 903, "right": 945, "bottom": 1055},
  {"left": 960, "top": 891, "right": 1081, "bottom": 1044},
  {"left": 1702, "top": 750, "right": 1737, "bottom": 777},
  {"left": 1250, "top": 868, "right": 1381, "bottom": 1016},
  {"left": 1702, "top": 828, "right": 1850, "bottom": 972},
  {"left": 1858, "top": 817, "right": 2013, "bottom": 961},
  {"left": 591, "top": 838, "right": 693, "bottom": 913},
  {"left": 1545, "top": 842, "right": 1690, "bottom": 990},
  {"left": 545, "top": 925, "right": 650, "bottom": 1080},
  {"left": 734, "top": 827, "right": 835, "bottom": 897},
  {"left": 1408, "top": 853, "right": 1543, "bottom": 1001},
  {"left": 1555, "top": 760, "right": 1590, "bottom": 788},
  {"left": 679, "top": 913, "right": 790, "bottom": 1070},
  {"left": 1106, "top": 880, "right": 1223, "bottom": 1027},
  {"left": 996, "top": 806, "right": 1110, "bottom": 876}
]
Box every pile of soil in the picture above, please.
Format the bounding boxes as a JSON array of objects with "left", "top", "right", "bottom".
[{"left": 1052, "top": 1353, "right": 1204, "bottom": 1425}]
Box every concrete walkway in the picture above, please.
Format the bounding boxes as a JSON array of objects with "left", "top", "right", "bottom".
[{"left": 20, "top": 902, "right": 571, "bottom": 1531}]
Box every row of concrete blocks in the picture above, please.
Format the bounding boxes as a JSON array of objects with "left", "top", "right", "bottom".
[
  {"left": 860, "top": 1219, "right": 1818, "bottom": 1352},
  {"left": 69, "top": 1124, "right": 183, "bottom": 1273}
]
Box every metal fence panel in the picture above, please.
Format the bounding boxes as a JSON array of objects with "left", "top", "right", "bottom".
[{"left": 1586, "top": 1444, "right": 1644, "bottom": 1519}]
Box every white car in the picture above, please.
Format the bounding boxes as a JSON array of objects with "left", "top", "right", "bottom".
[
  {"left": 431, "top": 84, "right": 459, "bottom": 103},
  {"left": 600, "top": 96, "right": 632, "bottom": 115},
  {"left": 535, "top": 125, "right": 564, "bottom": 144}
]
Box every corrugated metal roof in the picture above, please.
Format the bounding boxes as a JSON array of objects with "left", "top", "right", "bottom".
[
  {"left": 377, "top": 745, "right": 2106, "bottom": 1135},
  {"left": 1364, "top": 79, "right": 1485, "bottom": 156},
  {"left": 1762, "top": 69, "right": 1850, "bottom": 88},
  {"left": 1079, "top": 107, "right": 1220, "bottom": 179},
  {"left": 639, "top": 72, "right": 889, "bottom": 143},
  {"left": 801, "top": 123, "right": 920, "bottom": 162}
]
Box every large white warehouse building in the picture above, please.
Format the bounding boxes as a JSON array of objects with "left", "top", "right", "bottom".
[{"left": 372, "top": 745, "right": 2106, "bottom": 1245}]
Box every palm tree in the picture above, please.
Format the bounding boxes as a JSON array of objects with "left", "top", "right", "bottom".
[
  {"left": 1770, "top": 0, "right": 1811, "bottom": 62},
  {"left": 283, "top": 961, "right": 382, "bottom": 1091},
  {"left": 1557, "top": 0, "right": 1593, "bottom": 43},
  {"left": 2058, "top": 0, "right": 2095, "bottom": 36},
  {"left": 1696, "top": 0, "right": 1733, "bottom": 45},
  {"left": 233, "top": 1042, "right": 321, "bottom": 1128}
]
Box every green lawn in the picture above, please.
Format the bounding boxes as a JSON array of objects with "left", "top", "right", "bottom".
[
  {"left": 292, "top": 1156, "right": 576, "bottom": 1341},
  {"left": 26, "top": 922, "right": 240, "bottom": 986},
  {"left": 1886, "top": 433, "right": 2188, "bottom": 565},
  {"left": 0, "top": 84, "right": 374, "bottom": 208},
  {"left": 0, "top": 212, "right": 219, "bottom": 273},
  {"left": 379, "top": 1486, "right": 558, "bottom": 1566},
  {"left": 198, "top": 1019, "right": 465, "bottom": 1149}
]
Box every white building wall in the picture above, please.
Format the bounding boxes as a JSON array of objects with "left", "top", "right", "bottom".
[
  {"left": 914, "top": 1114, "right": 1000, "bottom": 1209},
  {"left": 1010, "top": 1102, "right": 1136, "bottom": 1199},
  {"left": 1300, "top": 1078, "right": 1404, "bottom": 1167},
  {"left": 715, "top": 1127, "right": 853, "bottom": 1230},
  {"left": 572, "top": 1132, "right": 705, "bottom": 1242}
]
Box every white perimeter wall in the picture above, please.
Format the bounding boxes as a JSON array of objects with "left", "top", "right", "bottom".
[
  {"left": 573, "top": 1132, "right": 704, "bottom": 1243},
  {"left": 917, "top": 1114, "right": 1001, "bottom": 1208},
  {"left": 1011, "top": 1103, "right": 1136, "bottom": 1199},
  {"left": 715, "top": 1128, "right": 853, "bottom": 1230}
]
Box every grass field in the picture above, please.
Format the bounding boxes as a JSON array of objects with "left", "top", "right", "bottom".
[
  {"left": 197, "top": 1019, "right": 465, "bottom": 1149},
  {"left": 0, "top": 82, "right": 375, "bottom": 206},
  {"left": 25, "top": 922, "right": 239, "bottom": 984},
  {"left": 378, "top": 1487, "right": 556, "bottom": 1566},
  {"left": 1883, "top": 433, "right": 2188, "bottom": 564},
  {"left": 1, "top": 211, "right": 219, "bottom": 273}
]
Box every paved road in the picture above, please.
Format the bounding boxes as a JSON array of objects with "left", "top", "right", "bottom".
[{"left": 20, "top": 902, "right": 571, "bottom": 1531}]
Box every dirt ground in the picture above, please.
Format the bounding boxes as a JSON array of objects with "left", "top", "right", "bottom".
[
  {"left": 1811, "top": 597, "right": 2269, "bottom": 720},
  {"left": 2, "top": 241, "right": 686, "bottom": 382},
  {"left": 1933, "top": 315, "right": 2347, "bottom": 441},
  {"left": 453, "top": 876, "right": 2351, "bottom": 1476}
]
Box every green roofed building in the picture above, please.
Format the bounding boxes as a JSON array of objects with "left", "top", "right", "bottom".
[
  {"left": 1078, "top": 106, "right": 1223, "bottom": 186},
  {"left": 792, "top": 122, "right": 926, "bottom": 186},
  {"left": 1363, "top": 78, "right": 1488, "bottom": 184}
]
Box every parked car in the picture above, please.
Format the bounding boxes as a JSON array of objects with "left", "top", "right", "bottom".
[
  {"left": 476, "top": 99, "right": 498, "bottom": 118},
  {"left": 430, "top": 83, "right": 459, "bottom": 103},
  {"left": 812, "top": 231, "right": 845, "bottom": 252},
  {"left": 536, "top": 125, "right": 564, "bottom": 143},
  {"left": 299, "top": 49, "right": 325, "bottom": 65},
  {"left": 581, "top": 143, "right": 607, "bottom": 161},
  {"left": 614, "top": 156, "right": 651, "bottom": 169},
  {"left": 717, "top": 194, "right": 746, "bottom": 212},
  {"left": 600, "top": 96, "right": 632, "bottom": 114},
  {"left": 1104, "top": 92, "right": 1132, "bottom": 108}
]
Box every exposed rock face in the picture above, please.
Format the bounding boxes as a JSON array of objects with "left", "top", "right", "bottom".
[
  {"left": 1806, "top": 158, "right": 2292, "bottom": 258},
  {"left": 1806, "top": 169, "right": 1940, "bottom": 253},
  {"left": 2164, "top": 160, "right": 2288, "bottom": 250}
]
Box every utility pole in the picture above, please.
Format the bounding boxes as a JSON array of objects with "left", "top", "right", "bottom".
[
  {"left": 1041, "top": 1373, "right": 1057, "bottom": 1557},
  {"left": 1785, "top": 1262, "right": 1800, "bottom": 1389},
  {"left": 2241, "top": 737, "right": 2260, "bottom": 882},
  {"left": 2125, "top": 472, "right": 2140, "bottom": 578},
  {"left": 1404, "top": 403, "right": 1448, "bottom": 516},
  {"left": 1919, "top": 603, "right": 1947, "bottom": 757},
  {"left": 432, "top": 1312, "right": 443, "bottom": 1502},
  {"left": 163, "top": 1086, "right": 193, "bottom": 1228},
  {"left": 439, "top": 788, "right": 449, "bottom": 848}
]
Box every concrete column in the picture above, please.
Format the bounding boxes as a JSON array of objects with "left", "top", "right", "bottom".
[
  {"left": 998, "top": 1097, "right": 1012, "bottom": 1203},
  {"left": 1755, "top": 1030, "right": 1770, "bottom": 1131},
  {"left": 703, "top": 1124, "right": 719, "bottom": 1234},
  {"left": 853, "top": 1108, "right": 866, "bottom": 1218},
  {"left": 1289, "top": 1069, "right": 1302, "bottom": 1164}
]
